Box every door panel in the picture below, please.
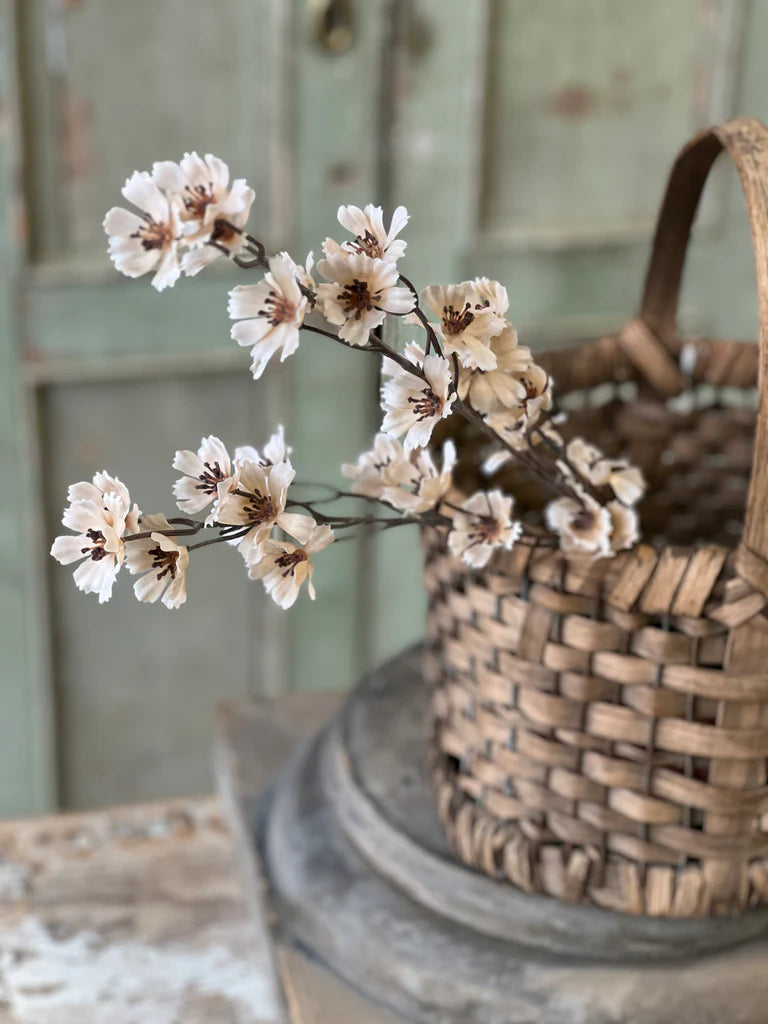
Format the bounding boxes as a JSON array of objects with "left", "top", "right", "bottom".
[{"left": 42, "top": 370, "right": 281, "bottom": 807}]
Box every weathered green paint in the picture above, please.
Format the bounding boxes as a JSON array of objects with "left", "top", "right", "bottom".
[
  {"left": 480, "top": 0, "right": 740, "bottom": 244},
  {"left": 288, "top": 0, "right": 388, "bottom": 691},
  {"left": 0, "top": 0, "right": 55, "bottom": 816},
  {"left": 19, "top": 0, "right": 285, "bottom": 260}
]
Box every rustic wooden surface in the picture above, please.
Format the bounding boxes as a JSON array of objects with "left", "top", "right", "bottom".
[{"left": 0, "top": 797, "right": 282, "bottom": 1024}]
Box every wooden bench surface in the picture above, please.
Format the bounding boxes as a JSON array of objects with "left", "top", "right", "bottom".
[{"left": 0, "top": 797, "right": 282, "bottom": 1023}]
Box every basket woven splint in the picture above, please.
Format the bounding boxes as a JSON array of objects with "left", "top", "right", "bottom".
[{"left": 425, "top": 118, "right": 768, "bottom": 918}]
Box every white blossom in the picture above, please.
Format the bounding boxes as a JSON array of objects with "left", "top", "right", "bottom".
[
  {"left": 608, "top": 466, "right": 645, "bottom": 506},
  {"left": 316, "top": 253, "right": 413, "bottom": 345},
  {"left": 418, "top": 282, "right": 506, "bottom": 371},
  {"left": 50, "top": 492, "right": 130, "bottom": 603},
  {"left": 484, "top": 362, "right": 552, "bottom": 452},
  {"left": 380, "top": 343, "right": 455, "bottom": 451},
  {"left": 384, "top": 441, "right": 457, "bottom": 514},
  {"left": 246, "top": 516, "right": 334, "bottom": 609},
  {"left": 459, "top": 326, "right": 534, "bottom": 414},
  {"left": 323, "top": 204, "right": 409, "bottom": 263},
  {"left": 152, "top": 152, "right": 255, "bottom": 273},
  {"left": 545, "top": 496, "right": 612, "bottom": 558},
  {"left": 608, "top": 500, "right": 640, "bottom": 552},
  {"left": 66, "top": 470, "right": 141, "bottom": 534},
  {"left": 565, "top": 438, "right": 645, "bottom": 505},
  {"left": 469, "top": 277, "right": 510, "bottom": 318},
  {"left": 448, "top": 490, "right": 522, "bottom": 568},
  {"left": 341, "top": 433, "right": 414, "bottom": 501},
  {"left": 229, "top": 253, "right": 312, "bottom": 379},
  {"left": 125, "top": 513, "right": 189, "bottom": 609},
  {"left": 235, "top": 425, "right": 292, "bottom": 468},
  {"left": 103, "top": 171, "right": 182, "bottom": 291},
  {"left": 217, "top": 458, "right": 298, "bottom": 558},
  {"left": 173, "top": 436, "right": 238, "bottom": 525}
]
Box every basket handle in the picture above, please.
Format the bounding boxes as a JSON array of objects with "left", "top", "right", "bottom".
[{"left": 636, "top": 116, "right": 768, "bottom": 592}]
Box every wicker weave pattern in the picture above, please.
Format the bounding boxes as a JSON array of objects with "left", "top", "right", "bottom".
[
  {"left": 425, "top": 118, "right": 768, "bottom": 918},
  {"left": 426, "top": 533, "right": 768, "bottom": 916}
]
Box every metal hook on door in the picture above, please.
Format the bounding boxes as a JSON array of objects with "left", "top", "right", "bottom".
[{"left": 309, "top": 0, "right": 355, "bottom": 54}]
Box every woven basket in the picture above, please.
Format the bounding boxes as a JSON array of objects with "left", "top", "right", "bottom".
[{"left": 425, "top": 117, "right": 768, "bottom": 918}]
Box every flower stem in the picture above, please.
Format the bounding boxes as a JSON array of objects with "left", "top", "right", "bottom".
[{"left": 398, "top": 273, "right": 443, "bottom": 357}]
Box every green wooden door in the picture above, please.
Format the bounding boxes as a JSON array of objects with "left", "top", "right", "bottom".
[{"left": 2, "top": 0, "right": 765, "bottom": 815}]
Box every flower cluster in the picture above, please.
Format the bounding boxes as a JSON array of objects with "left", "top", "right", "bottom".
[
  {"left": 104, "top": 152, "right": 256, "bottom": 291},
  {"left": 544, "top": 437, "right": 644, "bottom": 558},
  {"left": 52, "top": 429, "right": 334, "bottom": 610},
  {"left": 52, "top": 154, "right": 648, "bottom": 612}
]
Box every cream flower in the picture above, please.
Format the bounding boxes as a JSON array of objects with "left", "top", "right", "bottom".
[
  {"left": 468, "top": 277, "right": 510, "bottom": 318},
  {"left": 217, "top": 458, "right": 298, "bottom": 557},
  {"left": 384, "top": 441, "right": 457, "bottom": 514},
  {"left": 459, "top": 326, "right": 534, "bottom": 414},
  {"left": 316, "top": 253, "right": 413, "bottom": 345},
  {"left": 152, "top": 152, "right": 255, "bottom": 264},
  {"left": 447, "top": 489, "right": 522, "bottom": 569},
  {"left": 483, "top": 359, "right": 552, "bottom": 454},
  {"left": 125, "top": 513, "right": 189, "bottom": 609},
  {"left": 67, "top": 470, "right": 141, "bottom": 534},
  {"left": 323, "top": 204, "right": 409, "bottom": 263},
  {"left": 103, "top": 171, "right": 182, "bottom": 291},
  {"left": 565, "top": 438, "right": 645, "bottom": 505},
  {"left": 545, "top": 497, "right": 612, "bottom": 558},
  {"left": 173, "top": 436, "right": 238, "bottom": 525},
  {"left": 229, "top": 253, "right": 312, "bottom": 379},
  {"left": 564, "top": 438, "right": 603, "bottom": 481},
  {"left": 608, "top": 501, "right": 640, "bottom": 552},
  {"left": 608, "top": 466, "right": 645, "bottom": 506},
  {"left": 380, "top": 343, "right": 455, "bottom": 451},
  {"left": 419, "top": 283, "right": 506, "bottom": 371},
  {"left": 235, "top": 425, "right": 293, "bottom": 468},
  {"left": 246, "top": 517, "right": 334, "bottom": 609},
  {"left": 50, "top": 493, "right": 130, "bottom": 603},
  {"left": 341, "top": 433, "right": 413, "bottom": 501}
]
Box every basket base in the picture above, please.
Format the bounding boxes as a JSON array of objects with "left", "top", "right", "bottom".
[{"left": 248, "top": 647, "right": 768, "bottom": 1023}]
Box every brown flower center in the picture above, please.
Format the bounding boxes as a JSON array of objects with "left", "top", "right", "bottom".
[
  {"left": 471, "top": 515, "right": 501, "bottom": 544},
  {"left": 518, "top": 374, "right": 542, "bottom": 402},
  {"left": 571, "top": 509, "right": 597, "bottom": 533},
  {"left": 195, "top": 461, "right": 227, "bottom": 495},
  {"left": 339, "top": 278, "right": 375, "bottom": 318},
  {"left": 441, "top": 302, "right": 474, "bottom": 336},
  {"left": 133, "top": 218, "right": 173, "bottom": 252},
  {"left": 183, "top": 181, "right": 216, "bottom": 218},
  {"left": 259, "top": 289, "right": 297, "bottom": 327},
  {"left": 408, "top": 387, "right": 443, "bottom": 421},
  {"left": 147, "top": 544, "right": 179, "bottom": 581},
  {"left": 350, "top": 230, "right": 383, "bottom": 259},
  {"left": 82, "top": 528, "right": 109, "bottom": 561},
  {"left": 243, "top": 492, "right": 278, "bottom": 525},
  {"left": 275, "top": 549, "right": 308, "bottom": 577}
]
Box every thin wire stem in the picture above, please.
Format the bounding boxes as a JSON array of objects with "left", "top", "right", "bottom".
[{"left": 398, "top": 272, "right": 443, "bottom": 357}]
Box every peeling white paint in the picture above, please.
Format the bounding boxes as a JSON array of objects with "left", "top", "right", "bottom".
[{"left": 0, "top": 916, "right": 280, "bottom": 1024}]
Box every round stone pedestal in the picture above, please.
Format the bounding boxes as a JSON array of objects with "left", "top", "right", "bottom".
[{"left": 261, "top": 648, "right": 768, "bottom": 1023}]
